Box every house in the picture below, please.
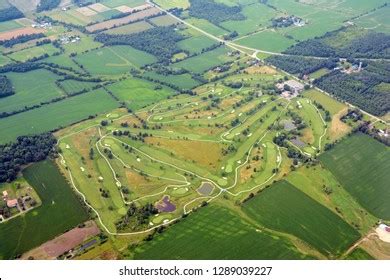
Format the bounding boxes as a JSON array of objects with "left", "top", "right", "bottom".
[{"left": 7, "top": 199, "right": 18, "bottom": 208}]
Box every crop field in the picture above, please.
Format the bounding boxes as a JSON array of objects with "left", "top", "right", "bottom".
[
  {"left": 0, "top": 160, "right": 88, "bottom": 259},
  {"left": 106, "top": 77, "right": 175, "bottom": 110},
  {"left": 105, "top": 21, "right": 153, "bottom": 35},
  {"left": 320, "top": 133, "right": 390, "bottom": 220},
  {"left": 0, "top": 69, "right": 64, "bottom": 114},
  {"left": 8, "top": 44, "right": 59, "bottom": 62},
  {"left": 177, "top": 35, "right": 217, "bottom": 55},
  {"left": 0, "top": 20, "right": 22, "bottom": 33},
  {"left": 73, "top": 46, "right": 157, "bottom": 76},
  {"left": 134, "top": 205, "right": 312, "bottom": 259},
  {"left": 173, "top": 46, "right": 233, "bottom": 73},
  {"left": 243, "top": 181, "right": 361, "bottom": 257},
  {"left": 235, "top": 31, "right": 296, "bottom": 52},
  {"left": 143, "top": 72, "right": 201, "bottom": 90},
  {"left": 0, "top": 0, "right": 388, "bottom": 261},
  {"left": 0, "top": 89, "right": 119, "bottom": 144}
]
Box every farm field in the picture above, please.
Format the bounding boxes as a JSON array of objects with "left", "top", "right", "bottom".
[
  {"left": 74, "top": 46, "right": 157, "bottom": 76},
  {"left": 134, "top": 205, "right": 312, "bottom": 259},
  {"left": 0, "top": 160, "right": 88, "bottom": 259},
  {"left": 0, "top": 69, "right": 64, "bottom": 113},
  {"left": 0, "top": 89, "right": 119, "bottom": 144},
  {"left": 320, "top": 133, "right": 390, "bottom": 220},
  {"left": 243, "top": 180, "right": 361, "bottom": 258},
  {"left": 107, "top": 77, "right": 175, "bottom": 110}
]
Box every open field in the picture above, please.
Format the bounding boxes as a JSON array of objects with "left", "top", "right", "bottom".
[
  {"left": 0, "top": 160, "right": 88, "bottom": 259},
  {"left": 105, "top": 21, "right": 153, "bottom": 35},
  {"left": 320, "top": 133, "right": 390, "bottom": 220},
  {"left": 134, "top": 205, "right": 312, "bottom": 259},
  {"left": 0, "top": 69, "right": 64, "bottom": 113},
  {"left": 107, "top": 77, "right": 175, "bottom": 110},
  {"left": 235, "top": 30, "right": 296, "bottom": 52},
  {"left": 74, "top": 46, "right": 156, "bottom": 76},
  {"left": 243, "top": 181, "right": 361, "bottom": 257},
  {"left": 0, "top": 89, "right": 119, "bottom": 144}
]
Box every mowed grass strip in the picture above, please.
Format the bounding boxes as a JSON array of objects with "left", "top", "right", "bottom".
[
  {"left": 243, "top": 181, "right": 361, "bottom": 257},
  {"left": 134, "top": 205, "right": 312, "bottom": 260},
  {"left": 320, "top": 133, "right": 390, "bottom": 219},
  {"left": 0, "top": 89, "right": 118, "bottom": 144},
  {"left": 0, "top": 160, "right": 88, "bottom": 259}
]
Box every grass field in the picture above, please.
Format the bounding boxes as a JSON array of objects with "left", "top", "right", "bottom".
[
  {"left": 59, "top": 79, "right": 99, "bottom": 95},
  {"left": 344, "top": 248, "right": 374, "bottom": 260},
  {"left": 177, "top": 35, "right": 217, "bottom": 55},
  {"left": 107, "top": 77, "right": 175, "bottom": 110},
  {"left": 143, "top": 72, "right": 201, "bottom": 90},
  {"left": 0, "top": 89, "right": 119, "bottom": 144},
  {"left": 235, "top": 30, "right": 296, "bottom": 52},
  {"left": 149, "top": 15, "right": 179, "bottom": 27},
  {"left": 101, "top": 0, "right": 146, "bottom": 8},
  {"left": 74, "top": 46, "right": 157, "bottom": 76},
  {"left": 0, "top": 160, "right": 88, "bottom": 259},
  {"left": 134, "top": 205, "right": 312, "bottom": 259},
  {"left": 243, "top": 181, "right": 361, "bottom": 257},
  {"left": 8, "top": 44, "right": 59, "bottom": 62},
  {"left": 0, "top": 69, "right": 64, "bottom": 113},
  {"left": 0, "top": 20, "right": 22, "bottom": 32},
  {"left": 320, "top": 133, "right": 390, "bottom": 220},
  {"left": 173, "top": 46, "right": 232, "bottom": 73}
]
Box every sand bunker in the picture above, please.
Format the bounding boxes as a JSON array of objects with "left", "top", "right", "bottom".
[{"left": 376, "top": 224, "right": 390, "bottom": 243}]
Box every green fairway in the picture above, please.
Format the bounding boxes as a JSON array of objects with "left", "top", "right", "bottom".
[
  {"left": 320, "top": 133, "right": 390, "bottom": 219},
  {"left": 0, "top": 160, "right": 88, "bottom": 259},
  {"left": 107, "top": 77, "right": 175, "bottom": 110},
  {"left": 243, "top": 181, "right": 361, "bottom": 257},
  {"left": 134, "top": 205, "right": 313, "bottom": 260},
  {"left": 0, "top": 89, "right": 119, "bottom": 144}
]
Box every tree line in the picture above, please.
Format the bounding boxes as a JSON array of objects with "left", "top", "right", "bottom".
[
  {"left": 0, "top": 75, "right": 14, "bottom": 98},
  {"left": 0, "top": 5, "right": 23, "bottom": 22},
  {"left": 0, "top": 33, "right": 46, "bottom": 48},
  {"left": 0, "top": 133, "right": 57, "bottom": 183},
  {"left": 36, "top": 0, "right": 61, "bottom": 12}
]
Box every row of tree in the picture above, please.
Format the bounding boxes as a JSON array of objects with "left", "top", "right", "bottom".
[
  {"left": 0, "top": 33, "right": 46, "bottom": 48},
  {"left": 0, "top": 75, "right": 14, "bottom": 98}
]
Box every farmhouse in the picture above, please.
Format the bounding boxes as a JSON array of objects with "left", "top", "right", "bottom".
[{"left": 285, "top": 80, "right": 304, "bottom": 94}]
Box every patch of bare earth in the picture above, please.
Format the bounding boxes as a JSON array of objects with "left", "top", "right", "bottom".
[
  {"left": 22, "top": 221, "right": 100, "bottom": 260},
  {"left": 0, "top": 27, "right": 44, "bottom": 41},
  {"left": 86, "top": 7, "right": 160, "bottom": 32}
]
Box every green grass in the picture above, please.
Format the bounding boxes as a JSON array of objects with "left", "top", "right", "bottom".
[
  {"left": 8, "top": 44, "right": 59, "bottom": 62},
  {"left": 344, "top": 248, "right": 374, "bottom": 260},
  {"left": 303, "top": 89, "right": 346, "bottom": 115},
  {"left": 143, "top": 71, "right": 201, "bottom": 90},
  {"left": 0, "top": 160, "right": 88, "bottom": 259},
  {"left": 177, "top": 35, "right": 217, "bottom": 55},
  {"left": 320, "top": 133, "right": 390, "bottom": 220},
  {"left": 59, "top": 79, "right": 99, "bottom": 95},
  {"left": 74, "top": 46, "right": 157, "bottom": 76},
  {"left": 173, "top": 46, "right": 232, "bottom": 74},
  {"left": 235, "top": 30, "right": 296, "bottom": 52},
  {"left": 107, "top": 77, "right": 175, "bottom": 110},
  {"left": 355, "top": 5, "right": 390, "bottom": 34},
  {"left": 186, "top": 17, "right": 228, "bottom": 37},
  {"left": 134, "top": 205, "right": 312, "bottom": 259},
  {"left": 149, "top": 15, "right": 179, "bottom": 27},
  {"left": 0, "top": 20, "right": 22, "bottom": 32},
  {"left": 243, "top": 180, "right": 361, "bottom": 257},
  {"left": 0, "top": 89, "right": 119, "bottom": 144},
  {"left": 0, "top": 69, "right": 64, "bottom": 113}
]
